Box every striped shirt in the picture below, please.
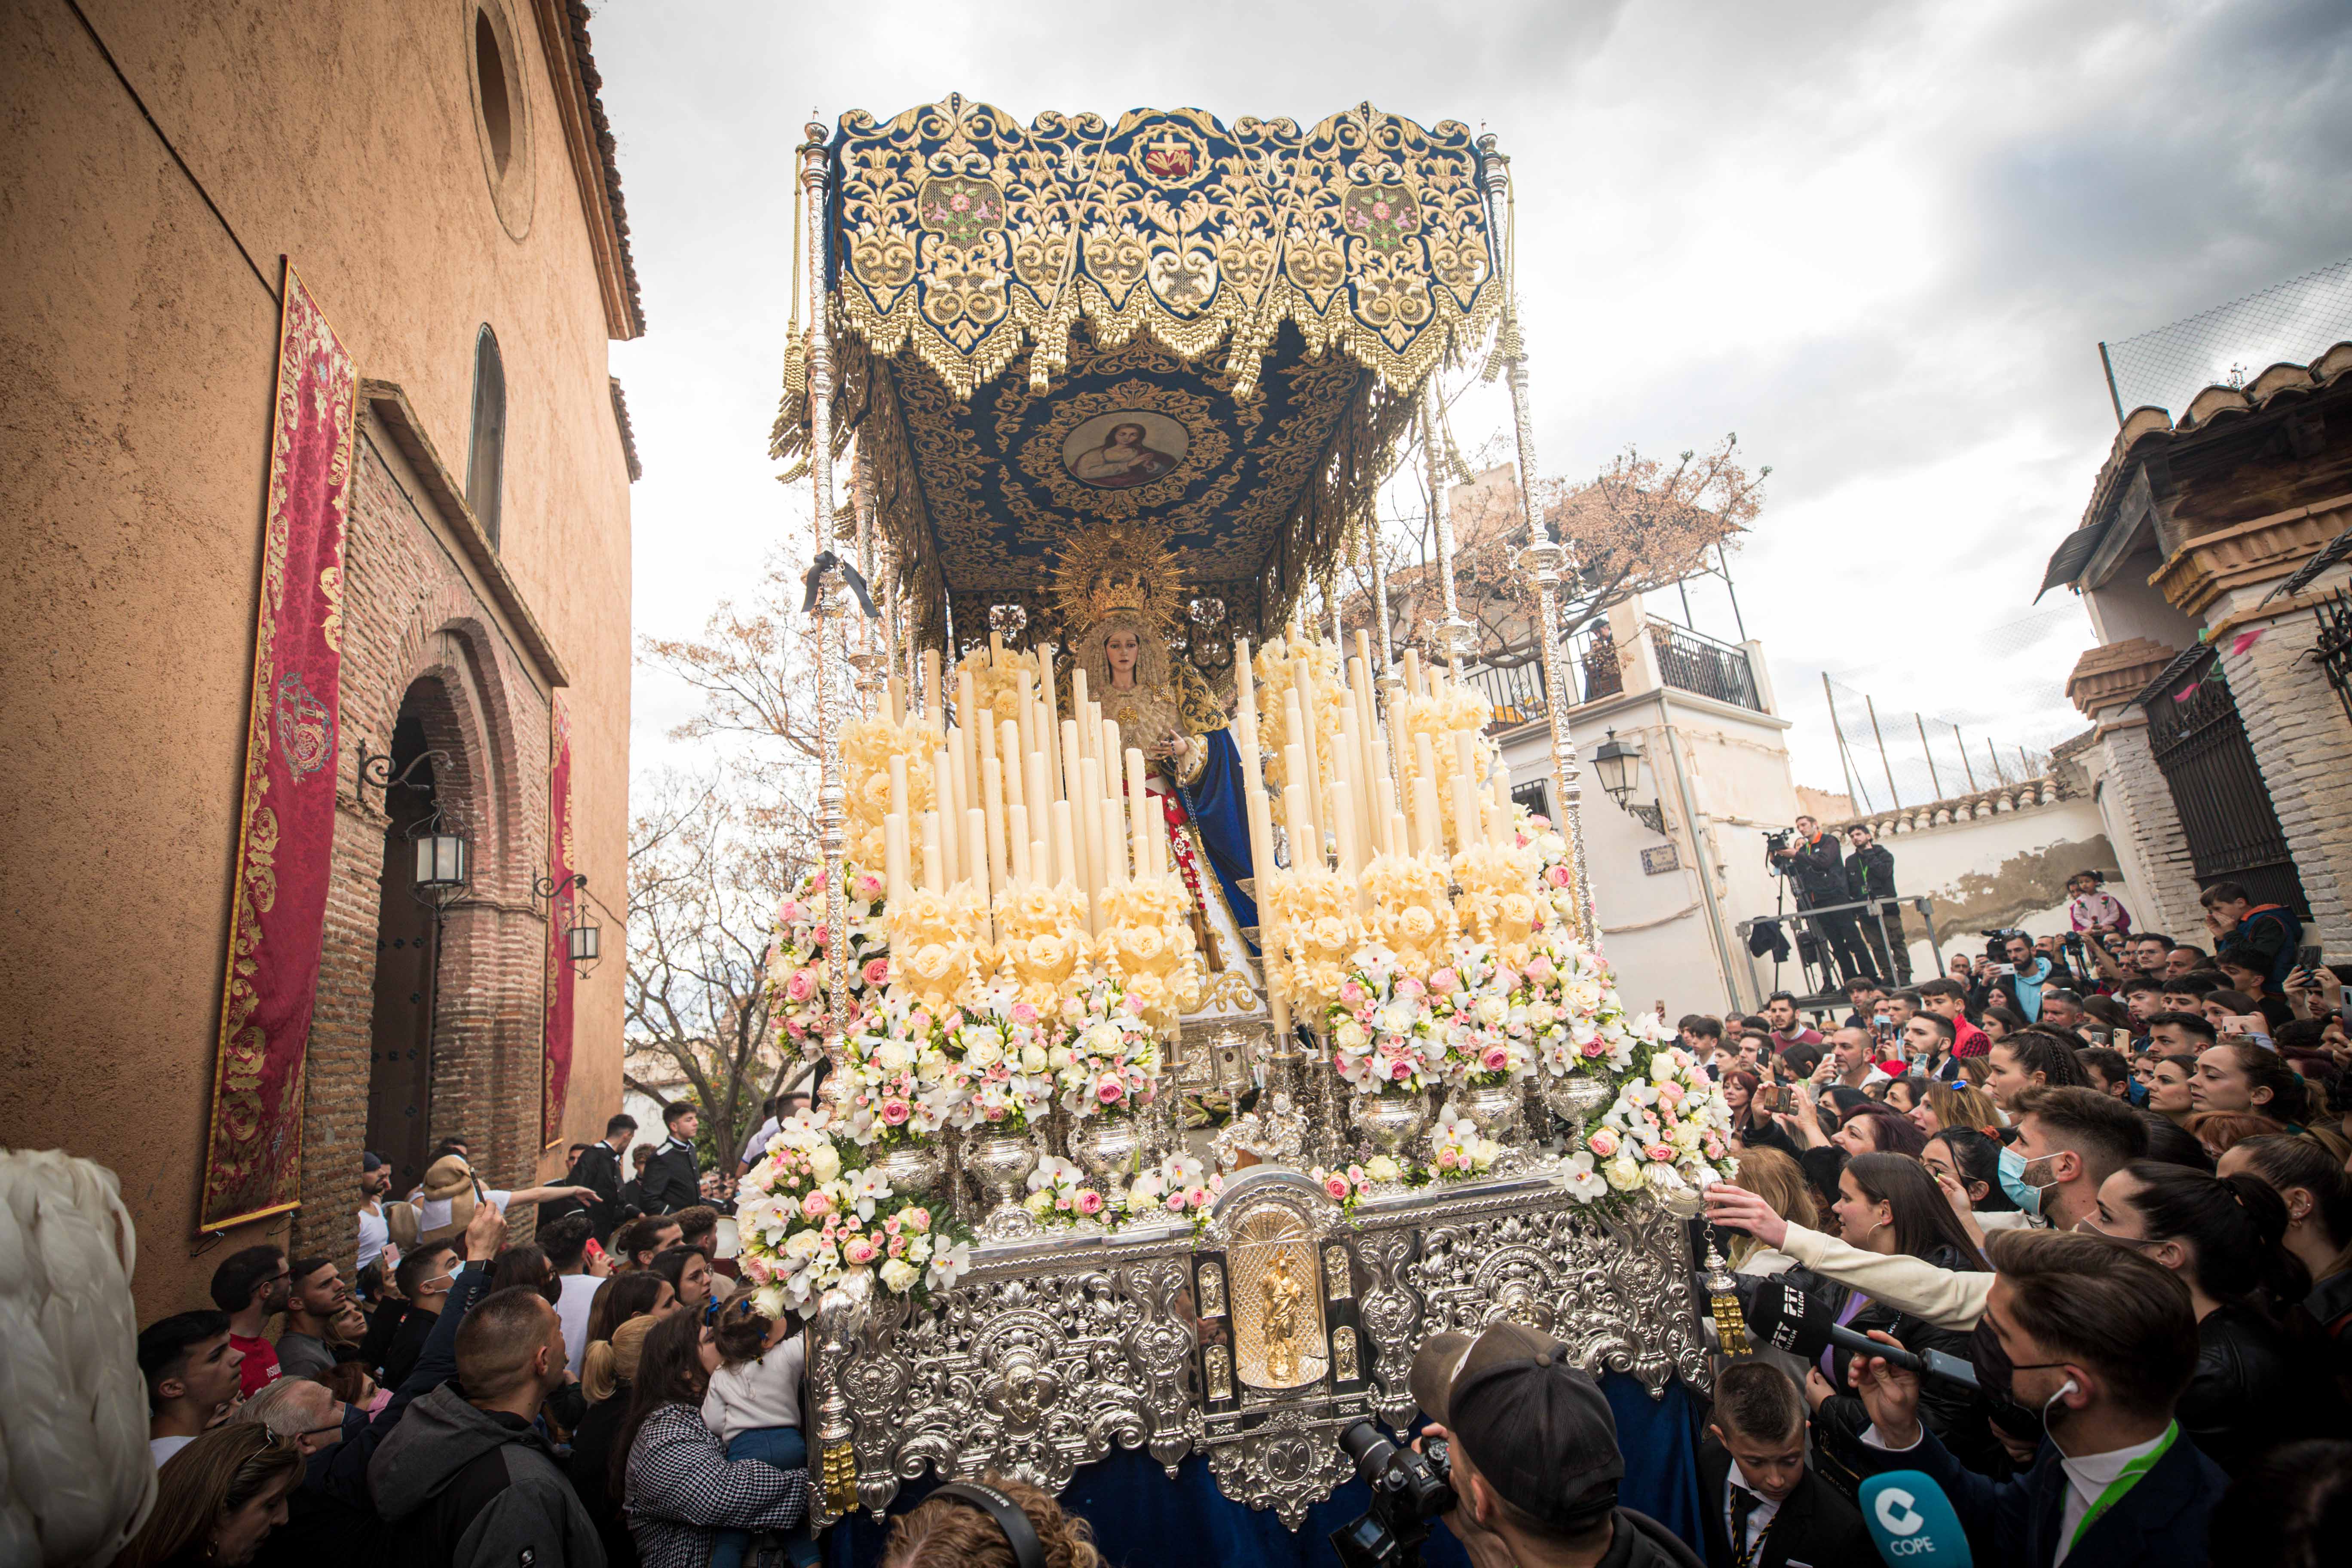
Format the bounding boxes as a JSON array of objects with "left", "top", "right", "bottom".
[{"left": 625, "top": 1401, "right": 811, "bottom": 1568}]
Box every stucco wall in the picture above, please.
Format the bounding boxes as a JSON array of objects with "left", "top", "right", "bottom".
[{"left": 0, "top": 0, "right": 631, "bottom": 1317}]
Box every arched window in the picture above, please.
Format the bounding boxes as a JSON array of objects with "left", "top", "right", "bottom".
[{"left": 467, "top": 325, "right": 506, "bottom": 547}]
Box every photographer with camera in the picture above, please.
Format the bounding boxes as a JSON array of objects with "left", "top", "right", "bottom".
[
  {"left": 1390, "top": 1323, "right": 1705, "bottom": 1568},
  {"left": 1770, "top": 815, "right": 1875, "bottom": 991},
  {"left": 1843, "top": 824, "right": 1911, "bottom": 989}
]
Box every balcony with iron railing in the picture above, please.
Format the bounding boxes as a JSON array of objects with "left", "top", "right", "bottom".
[{"left": 1466, "top": 617, "right": 1764, "bottom": 730}]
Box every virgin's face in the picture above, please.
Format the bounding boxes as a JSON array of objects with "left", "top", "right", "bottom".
[
  {"left": 1109, "top": 423, "right": 1145, "bottom": 449},
  {"left": 1105, "top": 629, "right": 1140, "bottom": 677}
]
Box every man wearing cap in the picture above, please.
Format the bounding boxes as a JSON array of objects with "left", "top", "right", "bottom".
[{"left": 1413, "top": 1322, "right": 1705, "bottom": 1568}]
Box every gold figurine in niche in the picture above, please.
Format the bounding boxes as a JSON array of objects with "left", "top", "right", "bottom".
[
  {"left": 1324, "top": 1245, "right": 1351, "bottom": 1301},
  {"left": 1332, "top": 1326, "right": 1358, "bottom": 1381},
  {"left": 1197, "top": 1261, "right": 1227, "bottom": 1318},
  {"left": 1262, "top": 1251, "right": 1304, "bottom": 1383},
  {"left": 1205, "top": 1344, "right": 1233, "bottom": 1402}
]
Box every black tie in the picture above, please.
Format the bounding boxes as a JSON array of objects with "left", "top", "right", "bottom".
[{"left": 1731, "top": 1485, "right": 1764, "bottom": 1568}]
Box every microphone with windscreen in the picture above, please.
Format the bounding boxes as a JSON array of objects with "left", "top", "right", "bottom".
[
  {"left": 1858, "top": 1471, "right": 1972, "bottom": 1565},
  {"left": 1736, "top": 1277, "right": 1979, "bottom": 1390}
]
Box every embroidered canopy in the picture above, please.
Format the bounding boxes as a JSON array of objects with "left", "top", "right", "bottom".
[{"left": 778, "top": 97, "right": 1506, "bottom": 653}]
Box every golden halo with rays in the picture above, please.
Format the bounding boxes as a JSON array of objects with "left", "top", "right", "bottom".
[{"left": 1047, "top": 518, "right": 1189, "bottom": 643}]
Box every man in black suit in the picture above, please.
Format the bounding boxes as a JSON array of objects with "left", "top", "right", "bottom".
[
  {"left": 1699, "top": 1360, "right": 1874, "bottom": 1568},
  {"left": 568, "top": 1112, "right": 637, "bottom": 1242},
  {"left": 638, "top": 1101, "right": 704, "bottom": 1215},
  {"left": 1846, "top": 1228, "right": 2229, "bottom": 1568}
]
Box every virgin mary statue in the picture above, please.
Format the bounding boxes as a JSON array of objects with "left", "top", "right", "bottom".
[{"left": 1054, "top": 524, "right": 1262, "bottom": 958}]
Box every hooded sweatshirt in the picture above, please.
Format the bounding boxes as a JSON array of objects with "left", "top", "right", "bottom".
[{"left": 369, "top": 1382, "right": 606, "bottom": 1568}]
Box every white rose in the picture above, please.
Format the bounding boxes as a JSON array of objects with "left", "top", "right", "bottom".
[
  {"left": 1335, "top": 1021, "right": 1368, "bottom": 1049},
  {"left": 964, "top": 1036, "right": 1003, "bottom": 1069},
  {"left": 1021, "top": 1044, "right": 1048, "bottom": 1072},
  {"left": 1605, "top": 1157, "right": 1643, "bottom": 1191},
  {"left": 879, "top": 1258, "right": 919, "bottom": 1293},
  {"left": 807, "top": 1142, "right": 842, "bottom": 1184}
]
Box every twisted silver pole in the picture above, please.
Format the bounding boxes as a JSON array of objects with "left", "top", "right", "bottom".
[
  {"left": 1479, "top": 134, "right": 1596, "bottom": 944},
  {"left": 802, "top": 120, "right": 854, "bottom": 1071},
  {"left": 1419, "top": 382, "right": 1472, "bottom": 668}
]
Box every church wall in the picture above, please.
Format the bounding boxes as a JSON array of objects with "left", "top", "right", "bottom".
[{"left": 0, "top": 0, "right": 631, "bottom": 1318}]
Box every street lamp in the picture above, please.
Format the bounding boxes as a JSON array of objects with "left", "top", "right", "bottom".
[
  {"left": 567, "top": 918, "right": 601, "bottom": 976},
  {"left": 1592, "top": 729, "right": 1667, "bottom": 835}
]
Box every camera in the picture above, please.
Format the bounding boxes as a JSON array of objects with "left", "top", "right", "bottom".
[
  {"left": 1980, "top": 927, "right": 2029, "bottom": 962},
  {"left": 1763, "top": 827, "right": 1794, "bottom": 865},
  {"left": 1331, "top": 1419, "right": 1455, "bottom": 1568}
]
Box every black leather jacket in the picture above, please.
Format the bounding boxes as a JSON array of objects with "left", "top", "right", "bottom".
[
  {"left": 2181, "top": 1303, "right": 2309, "bottom": 1475},
  {"left": 1844, "top": 842, "right": 1898, "bottom": 904}
]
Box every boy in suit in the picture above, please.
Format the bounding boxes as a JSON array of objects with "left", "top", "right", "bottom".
[{"left": 1700, "top": 1360, "right": 1875, "bottom": 1568}]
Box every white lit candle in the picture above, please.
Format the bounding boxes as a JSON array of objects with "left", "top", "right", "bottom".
[
  {"left": 919, "top": 810, "right": 944, "bottom": 894},
  {"left": 982, "top": 755, "right": 1007, "bottom": 897},
  {"left": 1008, "top": 803, "right": 1032, "bottom": 885}
]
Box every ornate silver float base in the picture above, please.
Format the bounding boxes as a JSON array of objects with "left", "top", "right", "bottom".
[{"left": 805, "top": 1167, "right": 1709, "bottom": 1530}]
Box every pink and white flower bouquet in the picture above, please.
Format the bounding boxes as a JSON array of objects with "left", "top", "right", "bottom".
[
  {"left": 1054, "top": 974, "right": 1163, "bottom": 1120},
  {"left": 931, "top": 988, "right": 1056, "bottom": 1132},
  {"left": 1589, "top": 1043, "right": 1735, "bottom": 1198},
  {"left": 769, "top": 867, "right": 891, "bottom": 1051},
  {"left": 1325, "top": 944, "right": 1448, "bottom": 1096},
  {"left": 1122, "top": 1152, "right": 1220, "bottom": 1229},
  {"left": 732, "top": 1113, "right": 974, "bottom": 1311},
  {"left": 1427, "top": 1106, "right": 1503, "bottom": 1179},
  {"left": 1427, "top": 942, "right": 1535, "bottom": 1088}
]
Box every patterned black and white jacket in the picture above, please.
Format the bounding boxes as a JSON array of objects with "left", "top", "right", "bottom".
[{"left": 624, "top": 1401, "right": 811, "bottom": 1568}]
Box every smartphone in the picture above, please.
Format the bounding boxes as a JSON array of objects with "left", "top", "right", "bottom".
[
  {"left": 1991, "top": 963, "right": 2015, "bottom": 977},
  {"left": 2296, "top": 944, "right": 2325, "bottom": 976}
]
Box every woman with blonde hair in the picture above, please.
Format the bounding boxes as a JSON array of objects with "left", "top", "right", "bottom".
[
  {"left": 882, "top": 1472, "right": 1102, "bottom": 1568},
  {"left": 1910, "top": 1081, "right": 1999, "bottom": 1139},
  {"left": 111, "top": 1424, "right": 303, "bottom": 1568},
  {"left": 1720, "top": 1145, "right": 1817, "bottom": 1275}
]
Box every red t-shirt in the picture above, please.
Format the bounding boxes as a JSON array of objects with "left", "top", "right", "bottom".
[
  {"left": 231, "top": 1333, "right": 281, "bottom": 1397},
  {"left": 1953, "top": 1017, "right": 1989, "bottom": 1058}
]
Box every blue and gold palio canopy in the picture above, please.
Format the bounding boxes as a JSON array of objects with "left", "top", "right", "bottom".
[{"left": 778, "top": 97, "right": 1505, "bottom": 654}]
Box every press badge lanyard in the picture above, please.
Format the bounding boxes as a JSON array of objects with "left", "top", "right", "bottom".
[{"left": 2067, "top": 1421, "right": 2177, "bottom": 1553}]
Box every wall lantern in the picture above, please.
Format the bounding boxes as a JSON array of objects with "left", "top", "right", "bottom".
[
  {"left": 411, "top": 817, "right": 471, "bottom": 901},
  {"left": 1592, "top": 729, "right": 1667, "bottom": 835},
  {"left": 566, "top": 919, "right": 602, "bottom": 975}
]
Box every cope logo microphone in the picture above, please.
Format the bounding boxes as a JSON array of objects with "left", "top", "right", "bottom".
[{"left": 1858, "top": 1471, "right": 1971, "bottom": 1565}]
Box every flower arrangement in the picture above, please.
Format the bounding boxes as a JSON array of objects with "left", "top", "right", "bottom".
[
  {"left": 954, "top": 646, "right": 1044, "bottom": 729},
  {"left": 1326, "top": 944, "right": 1448, "bottom": 1096},
  {"left": 1527, "top": 931, "right": 1651, "bottom": 1084},
  {"left": 1023, "top": 1155, "right": 1105, "bottom": 1225},
  {"left": 1587, "top": 1043, "right": 1736, "bottom": 1198},
  {"left": 1055, "top": 974, "right": 1162, "bottom": 1119},
  {"left": 1425, "top": 942, "right": 1535, "bottom": 1087},
  {"left": 770, "top": 867, "right": 891, "bottom": 1053},
  {"left": 733, "top": 1116, "right": 974, "bottom": 1311},
  {"left": 1309, "top": 1156, "right": 1403, "bottom": 1210},
  {"left": 1260, "top": 864, "right": 1362, "bottom": 1011},
  {"left": 1452, "top": 834, "right": 1542, "bottom": 959},
  {"left": 837, "top": 995, "right": 960, "bottom": 1147},
  {"left": 1427, "top": 1106, "right": 1504, "bottom": 1179},
  {"left": 933, "top": 989, "right": 1056, "bottom": 1131},
  {"left": 1095, "top": 875, "right": 1203, "bottom": 1034},
  {"left": 842, "top": 714, "right": 937, "bottom": 885},
  {"left": 1524, "top": 816, "right": 1581, "bottom": 929},
  {"left": 1123, "top": 1152, "right": 1220, "bottom": 1229}
]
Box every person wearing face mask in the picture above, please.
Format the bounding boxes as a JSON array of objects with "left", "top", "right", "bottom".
[
  {"left": 2079, "top": 1161, "right": 2319, "bottom": 1475},
  {"left": 1997, "top": 1086, "right": 2151, "bottom": 1232},
  {"left": 1842, "top": 1229, "right": 2229, "bottom": 1568}
]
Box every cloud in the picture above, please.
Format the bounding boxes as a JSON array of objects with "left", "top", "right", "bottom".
[{"left": 595, "top": 0, "right": 2352, "bottom": 802}]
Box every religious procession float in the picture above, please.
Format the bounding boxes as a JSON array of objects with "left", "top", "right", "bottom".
[{"left": 743, "top": 98, "right": 1736, "bottom": 1544}]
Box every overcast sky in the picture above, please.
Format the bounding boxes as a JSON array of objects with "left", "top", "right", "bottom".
[{"left": 596, "top": 0, "right": 2352, "bottom": 809}]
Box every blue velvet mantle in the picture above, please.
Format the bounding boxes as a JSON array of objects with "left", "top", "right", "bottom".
[{"left": 821, "top": 1372, "right": 1704, "bottom": 1567}]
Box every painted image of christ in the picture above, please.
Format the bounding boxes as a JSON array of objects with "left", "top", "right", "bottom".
[{"left": 1067, "top": 419, "right": 1181, "bottom": 489}]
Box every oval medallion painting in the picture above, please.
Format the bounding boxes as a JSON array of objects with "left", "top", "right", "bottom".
[{"left": 1061, "top": 410, "right": 1189, "bottom": 490}]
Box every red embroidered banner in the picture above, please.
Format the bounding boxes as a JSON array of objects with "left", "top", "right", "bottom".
[
  {"left": 201, "top": 264, "right": 357, "bottom": 1231},
  {"left": 543, "top": 695, "right": 577, "bottom": 1145}
]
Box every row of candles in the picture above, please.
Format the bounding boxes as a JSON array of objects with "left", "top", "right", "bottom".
[{"left": 876, "top": 637, "right": 1173, "bottom": 940}]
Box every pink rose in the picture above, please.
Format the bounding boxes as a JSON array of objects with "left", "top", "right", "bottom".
[
  {"left": 1075, "top": 1189, "right": 1105, "bottom": 1216},
  {"left": 862, "top": 957, "right": 891, "bottom": 986},
  {"left": 1658, "top": 1081, "right": 1686, "bottom": 1106},
  {"left": 854, "top": 873, "right": 884, "bottom": 900},
  {"left": 903, "top": 1207, "right": 931, "bottom": 1233},
  {"left": 1525, "top": 957, "right": 1556, "bottom": 983},
  {"left": 1480, "top": 1045, "right": 1509, "bottom": 1073},
  {"left": 1096, "top": 1077, "right": 1126, "bottom": 1106},
  {"left": 1436, "top": 1150, "right": 1458, "bottom": 1170},
  {"left": 1324, "top": 1175, "right": 1350, "bottom": 1200},
  {"left": 1184, "top": 1186, "right": 1209, "bottom": 1209},
  {"left": 883, "top": 1215, "right": 901, "bottom": 1234},
  {"left": 1055, "top": 1192, "right": 1073, "bottom": 1211},
  {"left": 1389, "top": 1059, "right": 1414, "bottom": 1082},
  {"left": 1011, "top": 1001, "right": 1040, "bottom": 1026},
  {"left": 1587, "top": 1130, "right": 1619, "bottom": 1158},
  {"left": 785, "top": 969, "right": 818, "bottom": 1002},
  {"left": 888, "top": 1234, "right": 907, "bottom": 1256},
  {"left": 1166, "top": 1191, "right": 1188, "bottom": 1213},
  {"left": 1339, "top": 981, "right": 1365, "bottom": 1005},
  {"left": 880, "top": 1098, "right": 911, "bottom": 1126},
  {"left": 802, "top": 1191, "right": 835, "bottom": 1217},
  {"left": 1398, "top": 977, "right": 1426, "bottom": 999},
  {"left": 781, "top": 901, "right": 806, "bottom": 924},
  {"left": 1546, "top": 865, "right": 1572, "bottom": 888},
  {"left": 1430, "top": 969, "right": 1460, "bottom": 994},
  {"left": 1704, "top": 1139, "right": 1725, "bottom": 1160},
  {"left": 843, "top": 1236, "right": 877, "bottom": 1265},
  {"left": 1646, "top": 1143, "right": 1673, "bottom": 1163},
  {"left": 1580, "top": 1040, "right": 1605, "bottom": 1058},
  {"left": 910, "top": 1009, "right": 933, "bottom": 1033}
]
